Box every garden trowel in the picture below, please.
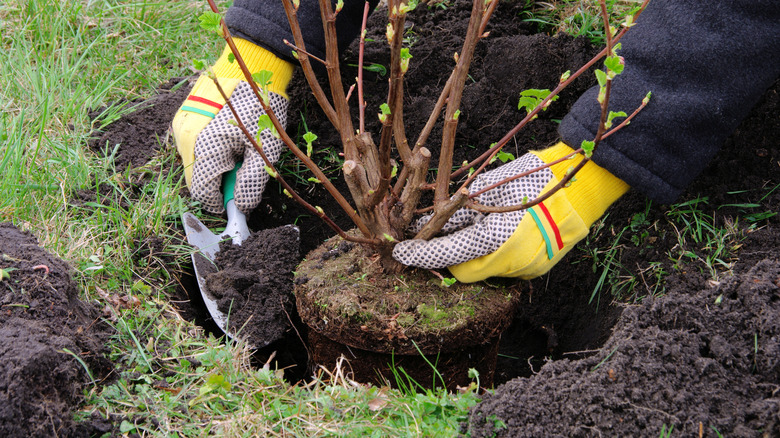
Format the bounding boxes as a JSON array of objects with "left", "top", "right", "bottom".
[{"left": 181, "top": 163, "right": 250, "bottom": 342}]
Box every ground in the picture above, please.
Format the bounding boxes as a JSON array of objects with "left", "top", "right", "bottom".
[{"left": 2, "top": 0, "right": 778, "bottom": 435}]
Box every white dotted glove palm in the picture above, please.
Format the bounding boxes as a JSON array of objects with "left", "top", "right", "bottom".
[
  {"left": 172, "top": 39, "right": 293, "bottom": 214},
  {"left": 393, "top": 143, "right": 630, "bottom": 283}
]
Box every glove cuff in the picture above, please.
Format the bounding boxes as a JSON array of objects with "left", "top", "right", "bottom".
[
  {"left": 533, "top": 141, "right": 629, "bottom": 225},
  {"left": 212, "top": 39, "right": 294, "bottom": 98}
]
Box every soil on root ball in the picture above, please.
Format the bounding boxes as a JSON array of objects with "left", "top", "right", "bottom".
[
  {"left": 294, "top": 232, "right": 521, "bottom": 390},
  {"left": 0, "top": 223, "right": 115, "bottom": 437}
]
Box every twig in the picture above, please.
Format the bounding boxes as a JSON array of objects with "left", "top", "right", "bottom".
[
  {"left": 210, "top": 76, "right": 378, "bottom": 244},
  {"left": 357, "top": 1, "right": 370, "bottom": 134}
]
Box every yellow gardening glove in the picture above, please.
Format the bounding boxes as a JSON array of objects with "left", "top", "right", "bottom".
[
  {"left": 392, "top": 142, "right": 629, "bottom": 282},
  {"left": 172, "top": 39, "right": 294, "bottom": 214}
]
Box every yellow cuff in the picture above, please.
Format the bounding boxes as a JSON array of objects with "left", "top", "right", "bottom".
[
  {"left": 449, "top": 176, "right": 589, "bottom": 282},
  {"left": 532, "top": 141, "right": 629, "bottom": 225},
  {"left": 212, "top": 39, "right": 294, "bottom": 98}
]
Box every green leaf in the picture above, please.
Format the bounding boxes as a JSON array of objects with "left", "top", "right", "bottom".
[
  {"left": 119, "top": 420, "right": 136, "bottom": 433},
  {"left": 198, "top": 11, "right": 222, "bottom": 35},
  {"left": 363, "top": 63, "right": 387, "bottom": 76},
  {"left": 192, "top": 59, "right": 206, "bottom": 70},
  {"left": 380, "top": 103, "right": 392, "bottom": 115},
  {"left": 604, "top": 55, "right": 624, "bottom": 75},
  {"left": 307, "top": 177, "right": 321, "bottom": 184},
  {"left": 257, "top": 114, "right": 278, "bottom": 137},
  {"left": 227, "top": 53, "right": 235, "bottom": 63},
  {"left": 252, "top": 70, "right": 274, "bottom": 88},
  {"left": 581, "top": 140, "right": 595, "bottom": 158},
  {"left": 594, "top": 69, "right": 607, "bottom": 88},
  {"left": 518, "top": 88, "right": 558, "bottom": 114}
]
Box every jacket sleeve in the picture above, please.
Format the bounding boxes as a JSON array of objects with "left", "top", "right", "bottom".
[
  {"left": 225, "top": 0, "right": 380, "bottom": 63},
  {"left": 559, "top": 0, "right": 780, "bottom": 204}
]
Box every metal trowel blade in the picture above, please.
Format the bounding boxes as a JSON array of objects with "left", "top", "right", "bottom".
[{"left": 181, "top": 212, "right": 231, "bottom": 336}]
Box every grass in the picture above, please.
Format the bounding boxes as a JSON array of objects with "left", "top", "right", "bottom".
[
  {"left": 1, "top": 1, "right": 481, "bottom": 435},
  {"left": 579, "top": 194, "right": 756, "bottom": 306},
  {"left": 522, "top": 0, "right": 644, "bottom": 45}
]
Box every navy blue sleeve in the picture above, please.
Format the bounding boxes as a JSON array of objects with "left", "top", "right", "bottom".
[{"left": 559, "top": 0, "right": 780, "bottom": 203}]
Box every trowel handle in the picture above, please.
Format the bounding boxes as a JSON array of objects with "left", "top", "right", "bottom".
[
  {"left": 222, "top": 162, "right": 241, "bottom": 210},
  {"left": 221, "top": 163, "right": 250, "bottom": 244}
]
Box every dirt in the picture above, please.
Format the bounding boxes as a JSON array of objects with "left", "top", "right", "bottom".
[
  {"left": 79, "top": 0, "right": 779, "bottom": 434},
  {"left": 203, "top": 225, "right": 300, "bottom": 348},
  {"left": 468, "top": 258, "right": 780, "bottom": 437},
  {"left": 0, "top": 223, "right": 115, "bottom": 437}
]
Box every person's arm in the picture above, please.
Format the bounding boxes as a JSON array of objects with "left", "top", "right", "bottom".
[
  {"left": 394, "top": 0, "right": 780, "bottom": 282},
  {"left": 173, "top": 0, "right": 378, "bottom": 214},
  {"left": 561, "top": 0, "right": 780, "bottom": 204}
]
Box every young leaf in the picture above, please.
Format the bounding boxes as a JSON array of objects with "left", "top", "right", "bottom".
[
  {"left": 303, "top": 131, "right": 318, "bottom": 144},
  {"left": 257, "top": 114, "right": 279, "bottom": 138},
  {"left": 227, "top": 53, "right": 235, "bottom": 64},
  {"left": 441, "top": 277, "right": 457, "bottom": 287},
  {"left": 581, "top": 140, "right": 595, "bottom": 158},
  {"left": 518, "top": 88, "right": 559, "bottom": 115},
  {"left": 252, "top": 70, "right": 274, "bottom": 88},
  {"left": 594, "top": 69, "right": 608, "bottom": 88},
  {"left": 264, "top": 165, "right": 278, "bottom": 178},
  {"left": 604, "top": 55, "right": 624, "bottom": 75},
  {"left": 192, "top": 59, "right": 206, "bottom": 70},
  {"left": 307, "top": 177, "right": 321, "bottom": 184},
  {"left": 605, "top": 110, "right": 627, "bottom": 129},
  {"left": 496, "top": 150, "right": 515, "bottom": 163},
  {"left": 198, "top": 12, "right": 223, "bottom": 36},
  {"left": 400, "top": 48, "right": 412, "bottom": 72}
]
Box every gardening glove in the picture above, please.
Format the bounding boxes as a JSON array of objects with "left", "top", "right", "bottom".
[
  {"left": 392, "top": 142, "right": 629, "bottom": 283},
  {"left": 172, "top": 39, "right": 294, "bottom": 214}
]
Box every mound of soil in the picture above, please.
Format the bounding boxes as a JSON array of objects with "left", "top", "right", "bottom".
[
  {"left": 0, "top": 223, "right": 114, "bottom": 437},
  {"left": 468, "top": 258, "right": 780, "bottom": 437}
]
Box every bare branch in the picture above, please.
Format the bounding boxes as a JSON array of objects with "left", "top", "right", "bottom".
[{"left": 433, "top": 0, "right": 486, "bottom": 205}]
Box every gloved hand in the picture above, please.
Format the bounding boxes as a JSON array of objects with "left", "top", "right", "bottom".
[
  {"left": 172, "top": 39, "right": 294, "bottom": 214},
  {"left": 392, "top": 142, "right": 629, "bottom": 283}
]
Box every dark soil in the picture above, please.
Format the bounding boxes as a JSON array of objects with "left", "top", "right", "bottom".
[
  {"left": 83, "top": 0, "right": 779, "bottom": 434},
  {"left": 204, "top": 225, "right": 300, "bottom": 348},
  {"left": 468, "top": 258, "right": 780, "bottom": 437},
  {"left": 0, "top": 223, "right": 114, "bottom": 437}
]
